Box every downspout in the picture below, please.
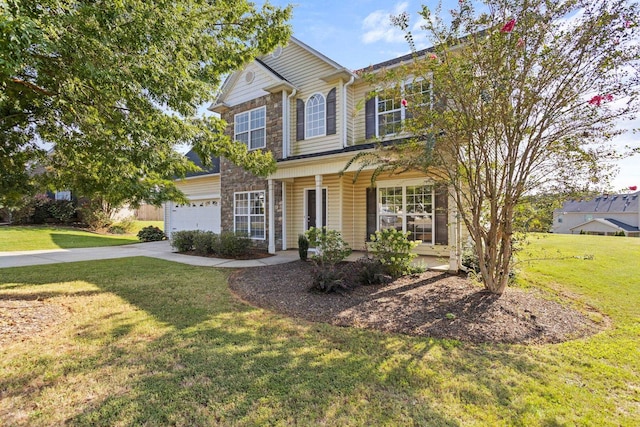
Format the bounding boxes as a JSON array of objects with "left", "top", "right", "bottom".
[
  {"left": 285, "top": 88, "right": 297, "bottom": 158},
  {"left": 342, "top": 75, "right": 355, "bottom": 148}
]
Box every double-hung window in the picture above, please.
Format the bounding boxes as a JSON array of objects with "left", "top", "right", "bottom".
[
  {"left": 234, "top": 191, "right": 265, "bottom": 239},
  {"left": 375, "top": 78, "right": 432, "bottom": 137},
  {"left": 234, "top": 107, "right": 266, "bottom": 150},
  {"left": 378, "top": 183, "right": 434, "bottom": 244}
]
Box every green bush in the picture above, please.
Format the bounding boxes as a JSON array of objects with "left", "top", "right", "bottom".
[
  {"left": 368, "top": 228, "right": 420, "bottom": 279},
  {"left": 137, "top": 226, "right": 165, "bottom": 242},
  {"left": 79, "top": 202, "right": 113, "bottom": 230},
  {"left": 48, "top": 200, "right": 76, "bottom": 224},
  {"left": 305, "top": 227, "right": 352, "bottom": 266},
  {"left": 215, "top": 231, "right": 252, "bottom": 257},
  {"left": 171, "top": 230, "right": 197, "bottom": 252},
  {"left": 309, "top": 266, "right": 350, "bottom": 294},
  {"left": 356, "top": 257, "right": 390, "bottom": 285},
  {"left": 108, "top": 216, "right": 135, "bottom": 234},
  {"left": 107, "top": 224, "right": 127, "bottom": 234},
  {"left": 193, "top": 231, "right": 217, "bottom": 255},
  {"left": 461, "top": 240, "right": 480, "bottom": 273},
  {"left": 298, "top": 233, "right": 309, "bottom": 261}
]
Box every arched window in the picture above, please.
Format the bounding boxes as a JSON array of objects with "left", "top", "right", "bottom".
[{"left": 305, "top": 93, "right": 325, "bottom": 138}]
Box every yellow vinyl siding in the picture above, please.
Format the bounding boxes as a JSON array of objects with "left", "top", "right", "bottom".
[
  {"left": 285, "top": 175, "right": 342, "bottom": 248},
  {"left": 262, "top": 41, "right": 343, "bottom": 156},
  {"left": 350, "top": 81, "right": 371, "bottom": 145},
  {"left": 225, "top": 63, "right": 274, "bottom": 107},
  {"left": 175, "top": 175, "right": 221, "bottom": 198}
]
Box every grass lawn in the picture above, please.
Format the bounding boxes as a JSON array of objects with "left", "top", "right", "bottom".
[
  {"left": 0, "top": 234, "right": 638, "bottom": 425},
  {"left": 0, "top": 221, "right": 163, "bottom": 252}
]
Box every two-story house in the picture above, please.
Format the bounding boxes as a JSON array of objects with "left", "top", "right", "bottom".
[{"left": 165, "top": 37, "right": 461, "bottom": 270}]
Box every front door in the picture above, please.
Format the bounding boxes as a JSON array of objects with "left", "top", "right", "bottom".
[{"left": 306, "top": 189, "right": 327, "bottom": 230}]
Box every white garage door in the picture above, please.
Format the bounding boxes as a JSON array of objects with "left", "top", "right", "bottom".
[{"left": 170, "top": 199, "right": 221, "bottom": 234}]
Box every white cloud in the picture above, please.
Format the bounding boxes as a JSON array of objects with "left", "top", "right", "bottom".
[{"left": 361, "top": 1, "right": 410, "bottom": 44}]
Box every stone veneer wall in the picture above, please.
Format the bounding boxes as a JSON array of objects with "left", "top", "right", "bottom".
[{"left": 219, "top": 93, "right": 284, "bottom": 251}]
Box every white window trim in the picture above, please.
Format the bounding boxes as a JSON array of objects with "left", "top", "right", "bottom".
[
  {"left": 376, "top": 178, "right": 435, "bottom": 245},
  {"left": 375, "top": 77, "right": 433, "bottom": 138},
  {"left": 304, "top": 93, "right": 326, "bottom": 140},
  {"left": 233, "top": 190, "right": 266, "bottom": 240},
  {"left": 234, "top": 106, "right": 266, "bottom": 150}
]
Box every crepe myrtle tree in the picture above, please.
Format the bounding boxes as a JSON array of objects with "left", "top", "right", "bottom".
[
  {"left": 348, "top": 0, "right": 639, "bottom": 294},
  {"left": 1, "top": 0, "right": 292, "bottom": 211}
]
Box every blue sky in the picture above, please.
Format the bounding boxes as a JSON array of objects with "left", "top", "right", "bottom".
[{"left": 257, "top": 0, "right": 639, "bottom": 191}]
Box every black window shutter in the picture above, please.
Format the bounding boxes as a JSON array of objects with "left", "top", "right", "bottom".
[
  {"left": 296, "top": 99, "right": 305, "bottom": 141},
  {"left": 365, "top": 96, "right": 376, "bottom": 139},
  {"left": 366, "top": 187, "right": 377, "bottom": 241},
  {"left": 435, "top": 185, "right": 449, "bottom": 245},
  {"left": 326, "top": 88, "right": 336, "bottom": 135}
]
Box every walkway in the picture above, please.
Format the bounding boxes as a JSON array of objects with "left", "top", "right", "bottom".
[{"left": 0, "top": 241, "right": 299, "bottom": 269}]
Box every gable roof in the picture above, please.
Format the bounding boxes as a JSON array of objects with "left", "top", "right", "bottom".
[
  {"left": 560, "top": 192, "right": 639, "bottom": 213},
  {"left": 210, "top": 36, "right": 356, "bottom": 111},
  {"left": 184, "top": 149, "right": 220, "bottom": 178},
  {"left": 570, "top": 218, "right": 639, "bottom": 232}
]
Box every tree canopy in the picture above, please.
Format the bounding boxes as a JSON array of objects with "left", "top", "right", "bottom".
[
  {"left": 350, "top": 0, "right": 639, "bottom": 294},
  {"left": 1, "top": 0, "right": 292, "bottom": 209}
]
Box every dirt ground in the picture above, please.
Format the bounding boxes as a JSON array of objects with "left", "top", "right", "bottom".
[{"left": 229, "top": 260, "right": 608, "bottom": 344}]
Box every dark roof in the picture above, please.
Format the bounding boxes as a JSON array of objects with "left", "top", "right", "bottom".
[
  {"left": 184, "top": 149, "right": 220, "bottom": 177},
  {"left": 358, "top": 30, "right": 488, "bottom": 72},
  {"left": 255, "top": 58, "right": 291, "bottom": 83},
  {"left": 277, "top": 138, "right": 411, "bottom": 163},
  {"left": 561, "top": 192, "right": 639, "bottom": 213},
  {"left": 604, "top": 218, "right": 640, "bottom": 232},
  {"left": 361, "top": 46, "right": 436, "bottom": 72}
]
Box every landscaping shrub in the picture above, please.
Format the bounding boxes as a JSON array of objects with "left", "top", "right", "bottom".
[
  {"left": 137, "top": 226, "right": 165, "bottom": 242},
  {"left": 78, "top": 202, "right": 113, "bottom": 230},
  {"left": 305, "top": 227, "right": 352, "bottom": 266},
  {"left": 171, "top": 230, "right": 197, "bottom": 252},
  {"left": 31, "top": 194, "right": 52, "bottom": 224},
  {"left": 305, "top": 227, "right": 352, "bottom": 293},
  {"left": 309, "top": 266, "right": 350, "bottom": 294},
  {"left": 461, "top": 240, "right": 480, "bottom": 273},
  {"left": 48, "top": 200, "right": 76, "bottom": 224},
  {"left": 193, "top": 231, "right": 217, "bottom": 255},
  {"left": 108, "top": 216, "right": 135, "bottom": 234},
  {"left": 356, "top": 257, "right": 390, "bottom": 285},
  {"left": 215, "top": 231, "right": 251, "bottom": 257},
  {"left": 368, "top": 228, "right": 420, "bottom": 279},
  {"left": 298, "top": 233, "right": 309, "bottom": 261}
]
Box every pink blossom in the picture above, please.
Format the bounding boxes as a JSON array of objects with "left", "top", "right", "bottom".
[
  {"left": 516, "top": 38, "right": 525, "bottom": 48},
  {"left": 428, "top": 53, "right": 438, "bottom": 60},
  {"left": 500, "top": 19, "right": 516, "bottom": 33},
  {"left": 626, "top": 20, "right": 632, "bottom": 28},
  {"left": 588, "top": 94, "right": 613, "bottom": 106},
  {"left": 401, "top": 99, "right": 408, "bottom": 107}
]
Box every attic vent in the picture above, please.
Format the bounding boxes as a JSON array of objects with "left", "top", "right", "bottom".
[
  {"left": 272, "top": 46, "right": 282, "bottom": 59},
  {"left": 244, "top": 71, "right": 255, "bottom": 84}
]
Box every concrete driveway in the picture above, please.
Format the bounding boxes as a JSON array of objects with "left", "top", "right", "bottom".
[{"left": 0, "top": 240, "right": 299, "bottom": 269}]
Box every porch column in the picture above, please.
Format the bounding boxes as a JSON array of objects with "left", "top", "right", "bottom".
[
  {"left": 268, "top": 179, "right": 276, "bottom": 254},
  {"left": 281, "top": 181, "right": 287, "bottom": 250},
  {"left": 315, "top": 174, "right": 323, "bottom": 229},
  {"left": 448, "top": 190, "right": 459, "bottom": 272}
]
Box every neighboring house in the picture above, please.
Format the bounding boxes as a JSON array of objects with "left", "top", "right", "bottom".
[
  {"left": 552, "top": 192, "right": 640, "bottom": 237},
  {"left": 166, "top": 37, "right": 462, "bottom": 270}
]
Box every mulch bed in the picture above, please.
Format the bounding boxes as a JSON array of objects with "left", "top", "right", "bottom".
[
  {"left": 178, "top": 249, "right": 273, "bottom": 260},
  {"left": 229, "top": 260, "right": 609, "bottom": 344}
]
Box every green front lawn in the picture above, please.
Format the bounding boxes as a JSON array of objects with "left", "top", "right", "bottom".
[
  {"left": 0, "top": 221, "right": 163, "bottom": 251},
  {"left": 0, "top": 234, "right": 638, "bottom": 425}
]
